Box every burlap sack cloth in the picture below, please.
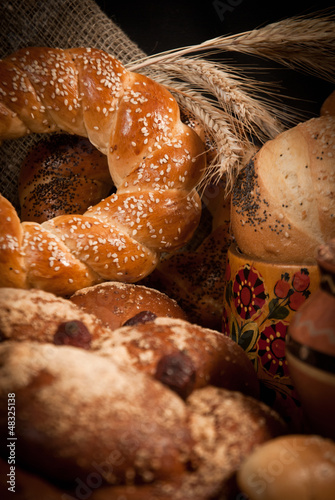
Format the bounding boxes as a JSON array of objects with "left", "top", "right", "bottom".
[{"left": 0, "top": 0, "right": 158, "bottom": 210}]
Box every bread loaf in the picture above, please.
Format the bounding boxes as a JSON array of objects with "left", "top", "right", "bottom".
[
  {"left": 18, "top": 134, "right": 113, "bottom": 222},
  {"left": 0, "top": 287, "right": 112, "bottom": 346},
  {"left": 0, "top": 47, "right": 206, "bottom": 295},
  {"left": 0, "top": 286, "right": 259, "bottom": 399},
  {"left": 95, "top": 316, "right": 260, "bottom": 399},
  {"left": 0, "top": 341, "right": 193, "bottom": 486},
  {"left": 0, "top": 353, "right": 285, "bottom": 499},
  {"left": 231, "top": 116, "right": 335, "bottom": 264}
]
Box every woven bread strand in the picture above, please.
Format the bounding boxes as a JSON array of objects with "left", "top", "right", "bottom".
[{"left": 0, "top": 47, "right": 206, "bottom": 295}]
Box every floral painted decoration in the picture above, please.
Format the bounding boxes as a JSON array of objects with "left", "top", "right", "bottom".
[{"left": 223, "top": 255, "right": 315, "bottom": 428}]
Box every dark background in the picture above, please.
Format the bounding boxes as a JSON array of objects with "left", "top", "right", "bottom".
[{"left": 95, "top": 0, "right": 334, "bottom": 118}]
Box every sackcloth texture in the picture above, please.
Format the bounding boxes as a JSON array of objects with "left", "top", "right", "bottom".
[{"left": 0, "top": 0, "right": 152, "bottom": 210}]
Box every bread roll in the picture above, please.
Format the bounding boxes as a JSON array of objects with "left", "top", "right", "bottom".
[
  {"left": 95, "top": 317, "right": 260, "bottom": 399},
  {"left": 237, "top": 434, "right": 335, "bottom": 500},
  {"left": 231, "top": 116, "right": 335, "bottom": 264},
  {"left": 0, "top": 341, "right": 193, "bottom": 487},
  {"left": 0, "top": 382, "right": 285, "bottom": 500},
  {"left": 69, "top": 281, "right": 187, "bottom": 329},
  {"left": 18, "top": 134, "right": 113, "bottom": 223},
  {"left": 0, "top": 287, "right": 112, "bottom": 346},
  {"left": 184, "top": 386, "right": 286, "bottom": 499}
]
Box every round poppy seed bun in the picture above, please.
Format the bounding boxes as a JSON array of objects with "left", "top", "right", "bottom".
[
  {"left": 231, "top": 116, "right": 335, "bottom": 264},
  {"left": 18, "top": 134, "right": 113, "bottom": 223}
]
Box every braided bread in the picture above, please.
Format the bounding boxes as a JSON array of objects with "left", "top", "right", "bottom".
[{"left": 0, "top": 47, "right": 206, "bottom": 295}]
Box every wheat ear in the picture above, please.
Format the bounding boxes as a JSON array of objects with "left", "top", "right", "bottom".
[
  {"left": 164, "top": 83, "right": 255, "bottom": 192},
  {"left": 129, "top": 11, "right": 335, "bottom": 82},
  {"left": 155, "top": 58, "right": 289, "bottom": 142}
]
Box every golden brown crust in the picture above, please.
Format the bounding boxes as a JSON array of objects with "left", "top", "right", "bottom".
[
  {"left": 96, "top": 317, "right": 260, "bottom": 399},
  {"left": 237, "top": 434, "right": 335, "bottom": 500},
  {"left": 0, "top": 47, "right": 206, "bottom": 294},
  {"left": 0, "top": 341, "right": 193, "bottom": 486},
  {"left": 69, "top": 281, "right": 187, "bottom": 329},
  {"left": 0, "top": 284, "right": 259, "bottom": 400},
  {"left": 0, "top": 351, "right": 284, "bottom": 500},
  {"left": 0, "top": 287, "right": 112, "bottom": 345},
  {"left": 183, "top": 386, "right": 287, "bottom": 499},
  {"left": 18, "top": 134, "right": 114, "bottom": 223},
  {"left": 231, "top": 116, "right": 335, "bottom": 264}
]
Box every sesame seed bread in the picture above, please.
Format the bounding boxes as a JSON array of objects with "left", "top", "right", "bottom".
[
  {"left": 0, "top": 47, "right": 206, "bottom": 294},
  {"left": 231, "top": 116, "right": 335, "bottom": 264}
]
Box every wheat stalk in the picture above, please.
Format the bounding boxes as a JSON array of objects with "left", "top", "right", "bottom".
[
  {"left": 155, "top": 58, "right": 288, "bottom": 141},
  {"left": 147, "top": 61, "right": 293, "bottom": 188},
  {"left": 127, "top": 11, "right": 335, "bottom": 190},
  {"left": 129, "top": 10, "right": 335, "bottom": 82},
  {"left": 163, "top": 83, "right": 256, "bottom": 192}
]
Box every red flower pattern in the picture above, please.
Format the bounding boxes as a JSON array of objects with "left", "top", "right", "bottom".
[
  {"left": 257, "top": 321, "right": 289, "bottom": 378},
  {"left": 233, "top": 265, "right": 267, "bottom": 320}
]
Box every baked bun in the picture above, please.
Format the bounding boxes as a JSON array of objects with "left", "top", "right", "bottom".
[
  {"left": 321, "top": 90, "right": 335, "bottom": 116},
  {"left": 231, "top": 116, "right": 335, "bottom": 264},
  {"left": 0, "top": 341, "right": 193, "bottom": 487},
  {"left": 237, "top": 434, "right": 335, "bottom": 500},
  {"left": 69, "top": 281, "right": 187, "bottom": 329},
  {"left": 183, "top": 386, "right": 286, "bottom": 499},
  {"left": 96, "top": 317, "right": 260, "bottom": 399},
  {"left": 18, "top": 134, "right": 114, "bottom": 223},
  {"left": 0, "top": 287, "right": 112, "bottom": 346}
]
